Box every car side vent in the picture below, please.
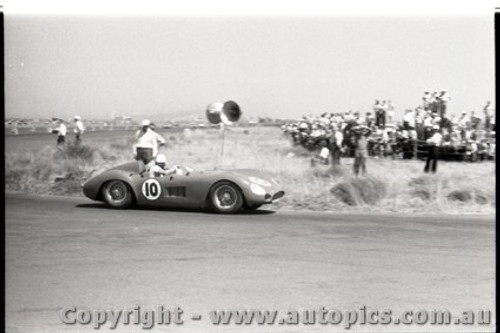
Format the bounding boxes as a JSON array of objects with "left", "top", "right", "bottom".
[{"left": 166, "top": 187, "right": 186, "bottom": 197}]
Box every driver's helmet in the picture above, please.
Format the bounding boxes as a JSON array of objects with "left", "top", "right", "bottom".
[{"left": 156, "top": 154, "right": 167, "bottom": 166}]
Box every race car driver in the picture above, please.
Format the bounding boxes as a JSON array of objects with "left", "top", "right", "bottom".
[{"left": 148, "top": 154, "right": 179, "bottom": 177}]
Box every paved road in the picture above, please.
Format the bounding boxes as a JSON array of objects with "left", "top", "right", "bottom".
[{"left": 5, "top": 194, "right": 495, "bottom": 332}]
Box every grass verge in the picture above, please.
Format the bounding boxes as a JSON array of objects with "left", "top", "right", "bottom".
[{"left": 5, "top": 127, "right": 495, "bottom": 214}]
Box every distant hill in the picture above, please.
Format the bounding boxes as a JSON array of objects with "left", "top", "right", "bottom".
[
  {"left": 131, "top": 109, "right": 202, "bottom": 122},
  {"left": 132, "top": 109, "right": 253, "bottom": 123}
]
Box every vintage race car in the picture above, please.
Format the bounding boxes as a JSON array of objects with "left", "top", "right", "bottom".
[{"left": 82, "top": 162, "right": 285, "bottom": 213}]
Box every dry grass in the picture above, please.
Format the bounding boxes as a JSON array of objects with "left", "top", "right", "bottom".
[{"left": 5, "top": 126, "right": 495, "bottom": 214}]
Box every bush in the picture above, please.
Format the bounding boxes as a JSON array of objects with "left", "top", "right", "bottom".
[
  {"left": 56, "top": 143, "right": 96, "bottom": 161},
  {"left": 447, "top": 189, "right": 492, "bottom": 205},
  {"left": 331, "top": 176, "right": 387, "bottom": 206}
]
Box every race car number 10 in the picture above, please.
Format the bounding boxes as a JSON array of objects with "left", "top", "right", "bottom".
[{"left": 142, "top": 179, "right": 162, "bottom": 200}]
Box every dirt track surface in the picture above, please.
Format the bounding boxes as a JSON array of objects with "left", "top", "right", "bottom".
[{"left": 5, "top": 193, "right": 495, "bottom": 332}]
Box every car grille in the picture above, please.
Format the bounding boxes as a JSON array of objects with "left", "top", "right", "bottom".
[{"left": 166, "top": 187, "right": 186, "bottom": 197}]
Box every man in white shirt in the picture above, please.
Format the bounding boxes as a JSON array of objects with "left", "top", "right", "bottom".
[
  {"left": 424, "top": 125, "right": 442, "bottom": 173},
  {"left": 329, "top": 125, "right": 344, "bottom": 165},
  {"left": 135, "top": 119, "right": 166, "bottom": 171},
  {"left": 403, "top": 109, "right": 415, "bottom": 130},
  {"left": 55, "top": 120, "right": 67, "bottom": 145},
  {"left": 73, "top": 116, "right": 85, "bottom": 142}
]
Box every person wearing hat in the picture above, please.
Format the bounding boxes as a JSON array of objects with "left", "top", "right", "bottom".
[
  {"left": 73, "top": 116, "right": 85, "bottom": 143},
  {"left": 147, "top": 154, "right": 179, "bottom": 177},
  {"left": 435, "top": 90, "right": 450, "bottom": 119},
  {"left": 135, "top": 119, "right": 166, "bottom": 172},
  {"left": 424, "top": 125, "right": 442, "bottom": 173}
]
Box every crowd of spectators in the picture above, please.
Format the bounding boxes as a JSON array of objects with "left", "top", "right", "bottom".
[{"left": 282, "top": 91, "right": 496, "bottom": 165}]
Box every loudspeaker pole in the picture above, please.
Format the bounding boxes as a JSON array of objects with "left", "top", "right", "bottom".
[
  {"left": 206, "top": 100, "right": 241, "bottom": 170},
  {"left": 215, "top": 122, "right": 226, "bottom": 170}
]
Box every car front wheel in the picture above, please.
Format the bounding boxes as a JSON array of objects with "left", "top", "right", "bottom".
[
  {"left": 209, "top": 181, "right": 243, "bottom": 214},
  {"left": 101, "top": 180, "right": 133, "bottom": 209}
]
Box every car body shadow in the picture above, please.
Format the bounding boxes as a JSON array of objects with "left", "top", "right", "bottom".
[{"left": 75, "top": 203, "right": 276, "bottom": 215}]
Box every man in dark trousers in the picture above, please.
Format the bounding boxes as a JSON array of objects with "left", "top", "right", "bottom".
[
  {"left": 352, "top": 125, "right": 372, "bottom": 176},
  {"left": 424, "top": 125, "right": 442, "bottom": 173}
]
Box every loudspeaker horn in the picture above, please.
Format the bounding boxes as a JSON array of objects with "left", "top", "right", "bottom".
[
  {"left": 206, "top": 102, "right": 224, "bottom": 124},
  {"left": 221, "top": 100, "right": 241, "bottom": 125},
  {"left": 206, "top": 100, "right": 241, "bottom": 125}
]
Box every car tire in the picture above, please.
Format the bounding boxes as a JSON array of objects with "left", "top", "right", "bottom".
[
  {"left": 101, "top": 180, "right": 133, "bottom": 209},
  {"left": 209, "top": 181, "right": 243, "bottom": 214}
]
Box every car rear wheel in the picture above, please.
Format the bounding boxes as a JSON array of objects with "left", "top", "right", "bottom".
[
  {"left": 209, "top": 181, "right": 243, "bottom": 214},
  {"left": 101, "top": 180, "right": 133, "bottom": 209}
]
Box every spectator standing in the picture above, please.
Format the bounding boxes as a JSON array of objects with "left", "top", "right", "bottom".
[
  {"left": 483, "top": 101, "right": 492, "bottom": 131},
  {"left": 422, "top": 91, "right": 432, "bottom": 111},
  {"left": 135, "top": 120, "right": 166, "bottom": 172},
  {"left": 73, "top": 116, "right": 85, "bottom": 143},
  {"left": 458, "top": 111, "right": 469, "bottom": 127},
  {"left": 403, "top": 109, "right": 415, "bottom": 130},
  {"left": 55, "top": 120, "right": 67, "bottom": 145},
  {"left": 352, "top": 125, "right": 372, "bottom": 176},
  {"left": 415, "top": 107, "right": 425, "bottom": 140},
  {"left": 373, "top": 100, "right": 381, "bottom": 127},
  {"left": 386, "top": 100, "right": 395, "bottom": 123},
  {"left": 435, "top": 90, "right": 450, "bottom": 119},
  {"left": 329, "top": 125, "right": 343, "bottom": 165},
  {"left": 424, "top": 125, "right": 442, "bottom": 173},
  {"left": 470, "top": 111, "right": 481, "bottom": 130},
  {"left": 423, "top": 111, "right": 433, "bottom": 140},
  {"left": 429, "top": 92, "right": 439, "bottom": 115},
  {"left": 318, "top": 141, "right": 330, "bottom": 165},
  {"left": 379, "top": 100, "right": 387, "bottom": 128},
  {"left": 365, "top": 112, "right": 374, "bottom": 128}
]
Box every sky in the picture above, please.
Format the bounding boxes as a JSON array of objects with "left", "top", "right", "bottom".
[{"left": 4, "top": 1, "right": 496, "bottom": 121}]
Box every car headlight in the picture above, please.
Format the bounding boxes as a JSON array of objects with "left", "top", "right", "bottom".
[{"left": 250, "top": 183, "right": 266, "bottom": 196}]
